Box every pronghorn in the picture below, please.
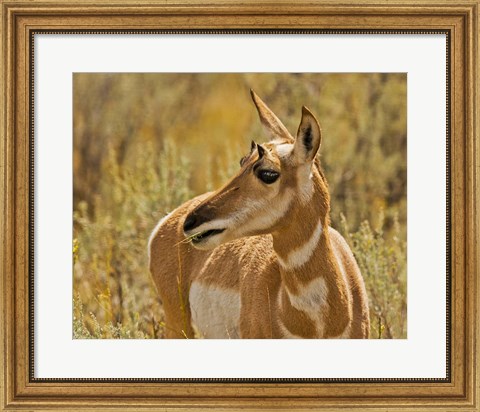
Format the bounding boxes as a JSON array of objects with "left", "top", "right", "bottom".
[{"left": 148, "top": 91, "right": 370, "bottom": 339}]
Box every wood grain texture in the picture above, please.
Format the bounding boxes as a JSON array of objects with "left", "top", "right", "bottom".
[{"left": 0, "top": 0, "right": 478, "bottom": 410}]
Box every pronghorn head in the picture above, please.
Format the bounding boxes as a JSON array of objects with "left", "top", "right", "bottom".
[{"left": 183, "top": 90, "right": 329, "bottom": 250}]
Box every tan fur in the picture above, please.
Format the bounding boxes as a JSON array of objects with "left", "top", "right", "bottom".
[{"left": 149, "top": 91, "right": 370, "bottom": 339}]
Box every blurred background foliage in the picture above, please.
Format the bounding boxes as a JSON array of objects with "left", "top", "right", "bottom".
[{"left": 73, "top": 73, "right": 407, "bottom": 339}]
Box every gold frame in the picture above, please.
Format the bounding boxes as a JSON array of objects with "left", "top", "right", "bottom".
[{"left": 1, "top": 0, "right": 478, "bottom": 410}]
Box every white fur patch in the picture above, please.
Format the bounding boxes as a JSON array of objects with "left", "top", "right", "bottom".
[
  {"left": 147, "top": 212, "right": 172, "bottom": 263},
  {"left": 275, "top": 143, "right": 294, "bottom": 158},
  {"left": 189, "top": 282, "right": 241, "bottom": 338},
  {"left": 277, "top": 219, "right": 323, "bottom": 269},
  {"left": 238, "top": 188, "right": 293, "bottom": 236},
  {"left": 287, "top": 277, "right": 329, "bottom": 337},
  {"left": 296, "top": 164, "right": 314, "bottom": 203}
]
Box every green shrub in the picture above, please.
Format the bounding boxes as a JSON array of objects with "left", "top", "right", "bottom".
[
  {"left": 73, "top": 139, "right": 192, "bottom": 339},
  {"left": 340, "top": 213, "right": 407, "bottom": 338}
]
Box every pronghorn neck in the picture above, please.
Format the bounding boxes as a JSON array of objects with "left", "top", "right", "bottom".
[
  {"left": 271, "top": 168, "right": 329, "bottom": 276},
  {"left": 271, "top": 170, "right": 351, "bottom": 338}
]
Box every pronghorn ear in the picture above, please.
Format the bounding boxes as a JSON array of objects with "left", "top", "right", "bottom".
[
  {"left": 293, "top": 106, "right": 322, "bottom": 164},
  {"left": 250, "top": 89, "right": 293, "bottom": 141}
]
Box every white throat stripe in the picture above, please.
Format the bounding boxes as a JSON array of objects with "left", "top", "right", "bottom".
[{"left": 277, "top": 219, "right": 323, "bottom": 269}]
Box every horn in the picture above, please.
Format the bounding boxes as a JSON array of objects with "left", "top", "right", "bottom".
[{"left": 250, "top": 89, "right": 293, "bottom": 141}]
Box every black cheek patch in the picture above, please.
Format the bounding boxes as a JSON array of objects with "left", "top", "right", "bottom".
[{"left": 302, "top": 125, "right": 313, "bottom": 152}]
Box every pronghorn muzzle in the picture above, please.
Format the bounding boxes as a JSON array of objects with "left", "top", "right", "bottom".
[{"left": 183, "top": 207, "right": 226, "bottom": 245}]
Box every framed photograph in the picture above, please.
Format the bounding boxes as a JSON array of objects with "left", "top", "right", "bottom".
[{"left": 1, "top": 0, "right": 478, "bottom": 410}]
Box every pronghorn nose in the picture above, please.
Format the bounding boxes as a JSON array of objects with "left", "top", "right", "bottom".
[{"left": 183, "top": 214, "right": 197, "bottom": 232}]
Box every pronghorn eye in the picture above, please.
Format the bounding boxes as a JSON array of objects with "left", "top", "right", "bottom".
[
  {"left": 239, "top": 156, "right": 247, "bottom": 166},
  {"left": 258, "top": 170, "right": 280, "bottom": 184}
]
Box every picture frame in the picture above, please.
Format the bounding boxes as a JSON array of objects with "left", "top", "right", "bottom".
[{"left": 1, "top": 0, "right": 478, "bottom": 410}]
